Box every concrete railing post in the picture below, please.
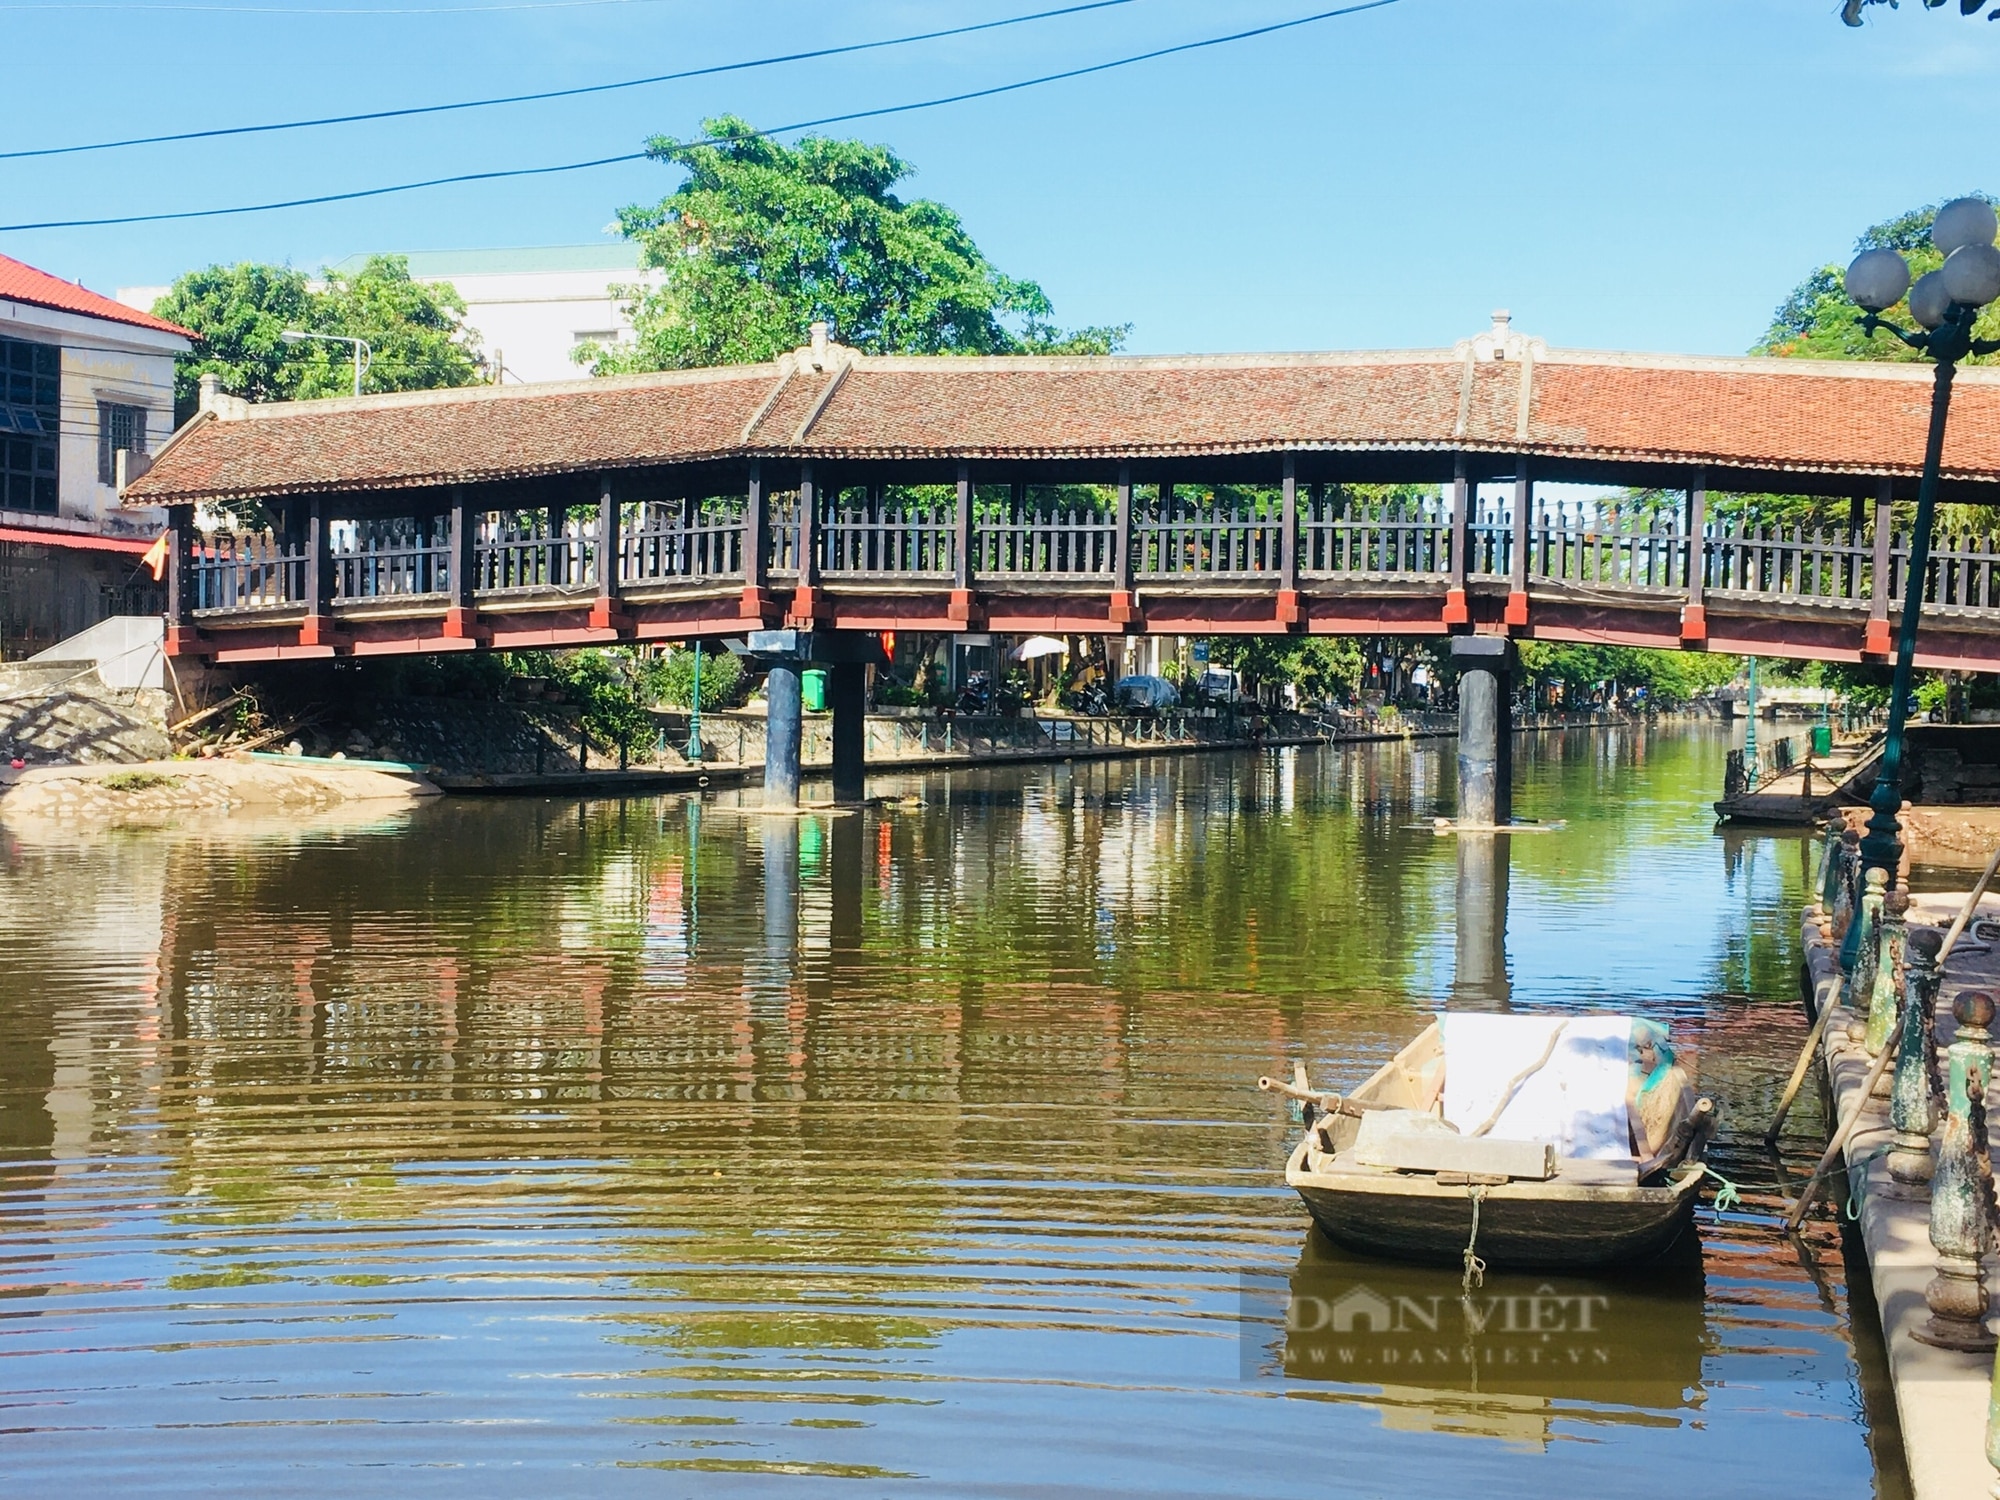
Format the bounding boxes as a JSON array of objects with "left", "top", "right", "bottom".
[
  {"left": 1915, "top": 989, "right": 1997, "bottom": 1352},
  {"left": 1863, "top": 887, "right": 1909, "bottom": 1066},
  {"left": 1844, "top": 866, "right": 1888, "bottom": 1012},
  {"left": 1888, "top": 926, "right": 1944, "bottom": 1191}
]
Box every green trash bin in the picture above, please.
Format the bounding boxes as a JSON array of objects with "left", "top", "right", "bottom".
[
  {"left": 1811, "top": 724, "right": 1833, "bottom": 757},
  {"left": 801, "top": 668, "right": 829, "bottom": 713}
]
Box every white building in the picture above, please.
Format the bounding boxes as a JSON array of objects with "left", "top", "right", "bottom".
[
  {"left": 120, "top": 242, "right": 659, "bottom": 389},
  {"left": 331, "top": 244, "right": 658, "bottom": 384},
  {"left": 1, "top": 254, "right": 192, "bottom": 655}
]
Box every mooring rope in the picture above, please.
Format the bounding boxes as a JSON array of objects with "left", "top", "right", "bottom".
[
  {"left": 1695, "top": 1162, "right": 1744, "bottom": 1213},
  {"left": 1461, "top": 1184, "right": 1487, "bottom": 1294}
]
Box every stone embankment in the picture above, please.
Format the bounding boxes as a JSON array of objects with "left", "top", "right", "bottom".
[
  {"left": 0, "top": 660, "right": 171, "bottom": 763},
  {"left": 1804, "top": 891, "right": 2000, "bottom": 1500}
]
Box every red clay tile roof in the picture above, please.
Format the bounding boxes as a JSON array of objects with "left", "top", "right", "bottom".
[
  {"left": 0, "top": 254, "right": 194, "bottom": 340},
  {"left": 121, "top": 344, "right": 2000, "bottom": 505}
]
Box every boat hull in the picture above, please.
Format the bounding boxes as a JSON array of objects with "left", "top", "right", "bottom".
[{"left": 1286, "top": 1142, "right": 1701, "bottom": 1271}]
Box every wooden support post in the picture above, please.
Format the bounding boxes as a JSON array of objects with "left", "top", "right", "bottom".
[
  {"left": 1110, "top": 461, "right": 1139, "bottom": 628},
  {"left": 444, "top": 485, "right": 480, "bottom": 639},
  {"left": 791, "top": 460, "right": 823, "bottom": 625},
  {"left": 1846, "top": 491, "right": 1867, "bottom": 603},
  {"left": 741, "top": 459, "right": 774, "bottom": 623},
  {"left": 1505, "top": 456, "right": 1531, "bottom": 627},
  {"left": 1866, "top": 476, "right": 1894, "bottom": 655},
  {"left": 589, "top": 475, "right": 628, "bottom": 631},
  {"left": 1443, "top": 453, "right": 1470, "bottom": 626},
  {"left": 950, "top": 459, "right": 976, "bottom": 627},
  {"left": 1277, "top": 454, "right": 1302, "bottom": 629},
  {"left": 1680, "top": 468, "right": 1708, "bottom": 644},
  {"left": 547, "top": 499, "right": 568, "bottom": 587},
  {"left": 300, "top": 491, "right": 339, "bottom": 648},
  {"left": 162, "top": 504, "right": 199, "bottom": 656}
]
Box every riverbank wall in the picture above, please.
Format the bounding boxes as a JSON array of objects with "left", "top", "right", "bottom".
[{"left": 1803, "top": 895, "right": 2000, "bottom": 1500}]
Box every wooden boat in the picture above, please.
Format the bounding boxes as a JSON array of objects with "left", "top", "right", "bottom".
[{"left": 1268, "top": 1022, "right": 1715, "bottom": 1271}]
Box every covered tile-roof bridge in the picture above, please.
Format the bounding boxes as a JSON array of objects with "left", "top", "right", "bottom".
[{"left": 127, "top": 317, "right": 2000, "bottom": 673}]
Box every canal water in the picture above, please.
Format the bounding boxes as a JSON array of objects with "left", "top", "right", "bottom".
[{"left": 0, "top": 724, "right": 1899, "bottom": 1498}]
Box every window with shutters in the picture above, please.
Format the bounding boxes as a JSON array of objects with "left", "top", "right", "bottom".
[
  {"left": 98, "top": 402, "right": 148, "bottom": 486},
  {"left": 0, "top": 335, "right": 59, "bottom": 515}
]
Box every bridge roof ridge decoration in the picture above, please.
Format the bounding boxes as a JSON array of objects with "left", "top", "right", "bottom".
[{"left": 122, "top": 320, "right": 2000, "bottom": 508}]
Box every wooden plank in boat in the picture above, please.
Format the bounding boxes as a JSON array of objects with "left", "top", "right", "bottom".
[{"left": 1352, "top": 1128, "right": 1556, "bottom": 1181}]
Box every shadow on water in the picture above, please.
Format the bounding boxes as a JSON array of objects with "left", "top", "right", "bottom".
[{"left": 0, "top": 723, "right": 1901, "bottom": 1496}]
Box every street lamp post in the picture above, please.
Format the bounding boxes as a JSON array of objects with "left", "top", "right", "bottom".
[
  {"left": 1841, "top": 197, "right": 2000, "bottom": 886},
  {"left": 686, "top": 640, "right": 705, "bottom": 763},
  {"left": 279, "top": 329, "right": 374, "bottom": 397}
]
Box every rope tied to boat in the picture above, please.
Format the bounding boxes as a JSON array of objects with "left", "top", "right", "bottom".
[
  {"left": 1461, "top": 1184, "right": 1487, "bottom": 1294},
  {"left": 1697, "top": 1162, "right": 1743, "bottom": 1214}
]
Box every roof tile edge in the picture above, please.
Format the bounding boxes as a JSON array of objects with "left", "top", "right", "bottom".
[{"left": 232, "top": 359, "right": 787, "bottom": 420}]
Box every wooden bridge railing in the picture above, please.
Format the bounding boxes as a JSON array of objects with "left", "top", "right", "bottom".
[
  {"left": 1301, "top": 495, "right": 1452, "bottom": 576},
  {"left": 970, "top": 500, "right": 1115, "bottom": 578},
  {"left": 1136, "top": 494, "right": 1283, "bottom": 579},
  {"left": 622, "top": 498, "right": 745, "bottom": 583},
  {"left": 181, "top": 490, "right": 2000, "bottom": 626},
  {"left": 821, "top": 493, "right": 955, "bottom": 579}
]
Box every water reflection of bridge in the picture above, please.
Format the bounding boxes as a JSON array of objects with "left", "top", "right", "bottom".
[{"left": 131, "top": 323, "right": 2000, "bottom": 673}]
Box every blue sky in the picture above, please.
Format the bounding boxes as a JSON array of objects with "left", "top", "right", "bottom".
[{"left": 3, "top": 0, "right": 1997, "bottom": 358}]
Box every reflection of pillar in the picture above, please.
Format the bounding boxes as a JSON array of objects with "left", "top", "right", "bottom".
[
  {"left": 765, "top": 661, "right": 802, "bottom": 808},
  {"left": 830, "top": 812, "right": 864, "bottom": 954},
  {"left": 1452, "top": 636, "right": 1515, "bottom": 826},
  {"left": 830, "top": 660, "right": 867, "bottom": 804},
  {"left": 1452, "top": 832, "right": 1511, "bottom": 1011},
  {"left": 762, "top": 818, "right": 799, "bottom": 982}
]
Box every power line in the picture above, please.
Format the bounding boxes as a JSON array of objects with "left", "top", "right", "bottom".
[
  {"left": 0, "top": 0, "right": 678, "bottom": 11},
  {"left": 0, "top": 0, "right": 1403, "bottom": 233},
  {"left": 0, "top": 0, "right": 1146, "bottom": 162}
]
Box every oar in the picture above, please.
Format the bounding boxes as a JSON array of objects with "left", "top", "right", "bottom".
[
  {"left": 1784, "top": 851, "right": 2000, "bottom": 1229},
  {"left": 1765, "top": 980, "right": 1843, "bottom": 1146},
  {"left": 1256, "top": 1076, "right": 1390, "bottom": 1120}
]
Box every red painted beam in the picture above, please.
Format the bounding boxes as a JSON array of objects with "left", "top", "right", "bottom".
[{"left": 174, "top": 583, "right": 2000, "bottom": 675}]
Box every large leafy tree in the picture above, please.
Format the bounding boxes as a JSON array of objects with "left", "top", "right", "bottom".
[
  {"left": 584, "top": 116, "right": 1126, "bottom": 373},
  {"left": 1757, "top": 195, "right": 2000, "bottom": 364},
  {"left": 153, "top": 254, "right": 484, "bottom": 421}
]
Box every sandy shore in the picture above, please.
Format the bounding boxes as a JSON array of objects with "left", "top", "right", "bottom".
[{"left": 0, "top": 755, "right": 439, "bottom": 828}]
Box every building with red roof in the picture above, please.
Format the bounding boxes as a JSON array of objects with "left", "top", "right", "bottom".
[{"left": 1, "top": 252, "right": 193, "bottom": 655}]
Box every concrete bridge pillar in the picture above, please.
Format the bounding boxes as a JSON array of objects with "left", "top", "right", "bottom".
[
  {"left": 829, "top": 660, "right": 867, "bottom": 805},
  {"left": 751, "top": 628, "right": 883, "bottom": 810},
  {"left": 764, "top": 659, "right": 803, "bottom": 809},
  {"left": 1453, "top": 636, "right": 1515, "bottom": 827}
]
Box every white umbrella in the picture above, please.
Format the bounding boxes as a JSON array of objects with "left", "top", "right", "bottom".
[{"left": 1009, "top": 635, "right": 1067, "bottom": 662}]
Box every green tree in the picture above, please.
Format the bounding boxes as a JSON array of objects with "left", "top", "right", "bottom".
[
  {"left": 1514, "top": 643, "right": 1738, "bottom": 709},
  {"left": 153, "top": 254, "right": 484, "bottom": 421},
  {"left": 1757, "top": 195, "right": 2000, "bottom": 364},
  {"left": 583, "top": 116, "right": 1126, "bottom": 373},
  {"left": 648, "top": 646, "right": 745, "bottom": 711},
  {"left": 1206, "top": 637, "right": 1365, "bottom": 705}
]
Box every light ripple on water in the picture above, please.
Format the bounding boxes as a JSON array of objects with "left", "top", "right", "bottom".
[{"left": 0, "top": 730, "right": 1894, "bottom": 1496}]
